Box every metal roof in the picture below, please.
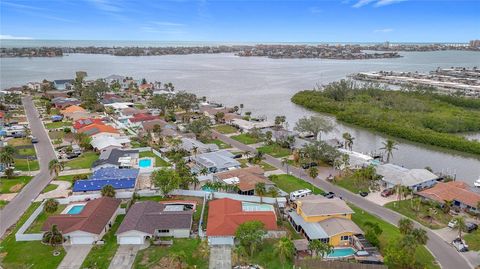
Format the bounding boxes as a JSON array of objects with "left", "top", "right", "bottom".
[{"left": 288, "top": 211, "right": 328, "bottom": 239}]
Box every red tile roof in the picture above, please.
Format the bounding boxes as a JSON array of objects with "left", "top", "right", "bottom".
[
  {"left": 418, "top": 181, "right": 480, "bottom": 208},
  {"left": 73, "top": 118, "right": 104, "bottom": 130},
  {"left": 129, "top": 113, "right": 159, "bottom": 123},
  {"left": 206, "top": 198, "right": 277, "bottom": 237},
  {"left": 61, "top": 105, "right": 86, "bottom": 114},
  {"left": 42, "top": 197, "right": 121, "bottom": 234},
  {"left": 77, "top": 123, "right": 119, "bottom": 136}
]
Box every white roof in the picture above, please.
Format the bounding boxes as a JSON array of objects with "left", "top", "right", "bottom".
[
  {"left": 231, "top": 118, "right": 274, "bottom": 130},
  {"left": 90, "top": 135, "right": 129, "bottom": 150},
  {"left": 222, "top": 177, "right": 240, "bottom": 185},
  {"left": 377, "top": 163, "right": 438, "bottom": 187},
  {"left": 104, "top": 102, "right": 134, "bottom": 110}
]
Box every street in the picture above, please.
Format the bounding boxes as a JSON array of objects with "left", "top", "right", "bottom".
[
  {"left": 213, "top": 130, "right": 474, "bottom": 269},
  {"left": 0, "top": 96, "right": 56, "bottom": 237}
]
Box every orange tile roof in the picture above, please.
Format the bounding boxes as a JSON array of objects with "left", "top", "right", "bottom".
[
  {"left": 418, "top": 181, "right": 480, "bottom": 208},
  {"left": 206, "top": 198, "right": 277, "bottom": 236},
  {"left": 77, "top": 123, "right": 119, "bottom": 136},
  {"left": 61, "top": 105, "right": 86, "bottom": 114}
]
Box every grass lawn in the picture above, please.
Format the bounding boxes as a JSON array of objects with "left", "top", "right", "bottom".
[
  {"left": 0, "top": 200, "right": 8, "bottom": 209},
  {"left": 45, "top": 121, "right": 72, "bottom": 129},
  {"left": 334, "top": 174, "right": 370, "bottom": 193},
  {"left": 139, "top": 151, "right": 170, "bottom": 167},
  {"left": 0, "top": 202, "right": 66, "bottom": 269},
  {"left": 41, "top": 184, "right": 58, "bottom": 193},
  {"left": 134, "top": 238, "right": 208, "bottom": 269},
  {"left": 56, "top": 173, "right": 91, "bottom": 183},
  {"left": 351, "top": 205, "right": 440, "bottom": 269},
  {"left": 0, "top": 176, "right": 33, "bottom": 193},
  {"left": 63, "top": 151, "right": 99, "bottom": 169},
  {"left": 257, "top": 143, "right": 291, "bottom": 158},
  {"left": 7, "top": 138, "right": 31, "bottom": 147},
  {"left": 259, "top": 161, "right": 277, "bottom": 171},
  {"left": 131, "top": 140, "right": 148, "bottom": 148},
  {"left": 214, "top": 124, "right": 238, "bottom": 134},
  {"left": 48, "top": 130, "right": 65, "bottom": 140},
  {"left": 385, "top": 199, "right": 452, "bottom": 229},
  {"left": 201, "top": 138, "right": 231, "bottom": 149},
  {"left": 269, "top": 174, "right": 325, "bottom": 195},
  {"left": 13, "top": 158, "right": 40, "bottom": 171},
  {"left": 16, "top": 147, "right": 36, "bottom": 156},
  {"left": 464, "top": 229, "right": 480, "bottom": 251},
  {"left": 26, "top": 204, "right": 67, "bottom": 233},
  {"left": 231, "top": 133, "right": 262, "bottom": 145},
  {"left": 81, "top": 215, "right": 125, "bottom": 269},
  {"left": 246, "top": 239, "right": 293, "bottom": 269}
]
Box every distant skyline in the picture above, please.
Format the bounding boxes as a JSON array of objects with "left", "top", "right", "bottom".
[{"left": 0, "top": 0, "right": 479, "bottom": 43}]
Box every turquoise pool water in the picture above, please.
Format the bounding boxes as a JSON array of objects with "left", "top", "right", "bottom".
[
  {"left": 139, "top": 158, "right": 152, "bottom": 168},
  {"left": 327, "top": 247, "right": 356, "bottom": 258},
  {"left": 242, "top": 202, "right": 274, "bottom": 212},
  {"left": 67, "top": 205, "right": 85, "bottom": 214}
]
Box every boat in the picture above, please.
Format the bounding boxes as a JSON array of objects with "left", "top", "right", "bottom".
[{"left": 474, "top": 177, "right": 480, "bottom": 187}]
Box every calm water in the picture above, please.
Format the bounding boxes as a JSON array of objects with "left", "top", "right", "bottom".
[{"left": 1, "top": 50, "right": 480, "bottom": 185}]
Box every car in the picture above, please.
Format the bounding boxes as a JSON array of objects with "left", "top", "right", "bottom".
[
  {"left": 31, "top": 136, "right": 39, "bottom": 143},
  {"left": 323, "top": 192, "right": 335, "bottom": 199},
  {"left": 301, "top": 162, "right": 318, "bottom": 169},
  {"left": 381, "top": 188, "right": 394, "bottom": 197},
  {"left": 452, "top": 237, "right": 468, "bottom": 252},
  {"left": 448, "top": 219, "right": 457, "bottom": 229},
  {"left": 359, "top": 191, "right": 369, "bottom": 197},
  {"left": 465, "top": 222, "right": 478, "bottom": 233}
]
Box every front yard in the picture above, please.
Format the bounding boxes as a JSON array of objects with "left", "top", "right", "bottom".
[
  {"left": 384, "top": 199, "right": 452, "bottom": 229},
  {"left": 13, "top": 158, "right": 39, "bottom": 171},
  {"left": 0, "top": 176, "right": 33, "bottom": 193},
  {"left": 257, "top": 143, "right": 291, "bottom": 158},
  {"left": 139, "top": 151, "right": 170, "bottom": 167},
  {"left": 214, "top": 124, "right": 238, "bottom": 134},
  {"left": 63, "top": 151, "right": 99, "bottom": 169},
  {"left": 6, "top": 138, "right": 30, "bottom": 147},
  {"left": 268, "top": 174, "right": 325, "bottom": 195},
  {"left": 333, "top": 174, "right": 370, "bottom": 193},
  {"left": 231, "top": 133, "right": 263, "bottom": 145},
  {"left": 464, "top": 229, "right": 480, "bottom": 251},
  {"left": 44, "top": 121, "right": 72, "bottom": 129},
  {"left": 0, "top": 203, "right": 66, "bottom": 269},
  {"left": 81, "top": 215, "right": 125, "bottom": 269}
]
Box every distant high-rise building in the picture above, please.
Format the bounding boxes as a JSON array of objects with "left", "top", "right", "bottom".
[{"left": 469, "top": 40, "right": 480, "bottom": 48}]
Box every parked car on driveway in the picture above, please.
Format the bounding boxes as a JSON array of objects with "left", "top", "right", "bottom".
[
  {"left": 448, "top": 219, "right": 457, "bottom": 229},
  {"left": 381, "top": 188, "right": 394, "bottom": 197},
  {"left": 465, "top": 222, "right": 478, "bottom": 233}
]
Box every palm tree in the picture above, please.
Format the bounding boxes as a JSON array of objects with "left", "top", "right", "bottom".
[
  {"left": 101, "top": 184, "right": 116, "bottom": 197},
  {"left": 398, "top": 218, "right": 414, "bottom": 235},
  {"left": 42, "top": 225, "right": 63, "bottom": 247},
  {"left": 380, "top": 139, "right": 398, "bottom": 163},
  {"left": 255, "top": 182, "right": 266, "bottom": 203},
  {"left": 274, "top": 237, "right": 295, "bottom": 266},
  {"left": 342, "top": 132, "right": 354, "bottom": 150},
  {"left": 199, "top": 167, "right": 209, "bottom": 176},
  {"left": 44, "top": 199, "right": 59, "bottom": 213},
  {"left": 308, "top": 166, "right": 318, "bottom": 179},
  {"left": 453, "top": 216, "right": 466, "bottom": 240},
  {"left": 268, "top": 187, "right": 279, "bottom": 198},
  {"left": 0, "top": 151, "right": 14, "bottom": 168},
  {"left": 281, "top": 158, "right": 289, "bottom": 174},
  {"left": 48, "top": 159, "right": 64, "bottom": 178},
  {"left": 308, "top": 239, "right": 333, "bottom": 258},
  {"left": 191, "top": 146, "right": 198, "bottom": 158}
]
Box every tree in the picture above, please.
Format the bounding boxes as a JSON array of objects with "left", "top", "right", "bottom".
[
  {"left": 214, "top": 111, "right": 225, "bottom": 123},
  {"left": 364, "top": 221, "right": 383, "bottom": 247},
  {"left": 0, "top": 150, "right": 14, "bottom": 168},
  {"left": 187, "top": 116, "right": 211, "bottom": 139},
  {"left": 235, "top": 220, "right": 267, "bottom": 257},
  {"left": 294, "top": 116, "right": 333, "bottom": 141},
  {"left": 275, "top": 237, "right": 295, "bottom": 265},
  {"left": 44, "top": 198, "right": 59, "bottom": 213},
  {"left": 4, "top": 168, "right": 14, "bottom": 179},
  {"left": 281, "top": 157, "right": 289, "bottom": 174},
  {"left": 268, "top": 187, "right": 279, "bottom": 198},
  {"left": 381, "top": 139, "right": 398, "bottom": 163},
  {"left": 453, "top": 216, "right": 466, "bottom": 240},
  {"left": 255, "top": 182, "right": 267, "bottom": 203},
  {"left": 265, "top": 131, "right": 273, "bottom": 144},
  {"left": 308, "top": 239, "right": 333, "bottom": 258},
  {"left": 342, "top": 132, "right": 354, "bottom": 151},
  {"left": 398, "top": 218, "right": 414, "bottom": 235},
  {"left": 101, "top": 185, "right": 116, "bottom": 197},
  {"left": 308, "top": 166, "right": 318, "bottom": 179},
  {"left": 42, "top": 224, "right": 63, "bottom": 247},
  {"left": 151, "top": 169, "right": 180, "bottom": 197},
  {"left": 48, "top": 159, "right": 64, "bottom": 177}
]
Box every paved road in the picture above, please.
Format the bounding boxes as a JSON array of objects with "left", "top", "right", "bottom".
[
  {"left": 0, "top": 96, "right": 56, "bottom": 237},
  {"left": 213, "top": 131, "right": 473, "bottom": 269}
]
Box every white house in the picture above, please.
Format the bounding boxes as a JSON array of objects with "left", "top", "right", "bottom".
[{"left": 376, "top": 163, "right": 439, "bottom": 191}]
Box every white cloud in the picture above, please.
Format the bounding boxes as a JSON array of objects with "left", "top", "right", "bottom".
[
  {"left": 152, "top": 21, "right": 185, "bottom": 27},
  {"left": 0, "top": 34, "right": 33, "bottom": 40},
  {"left": 309, "top": 7, "right": 323, "bottom": 14},
  {"left": 353, "top": 0, "right": 376, "bottom": 8},
  {"left": 375, "top": 0, "right": 407, "bottom": 7},
  {"left": 87, "top": 0, "right": 122, "bottom": 12},
  {"left": 353, "top": 0, "right": 406, "bottom": 8},
  {"left": 374, "top": 28, "right": 394, "bottom": 33}
]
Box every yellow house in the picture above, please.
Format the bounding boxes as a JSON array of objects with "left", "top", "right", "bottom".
[{"left": 288, "top": 195, "right": 363, "bottom": 247}]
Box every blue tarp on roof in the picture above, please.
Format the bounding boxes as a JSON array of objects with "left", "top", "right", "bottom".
[{"left": 72, "top": 167, "right": 139, "bottom": 192}]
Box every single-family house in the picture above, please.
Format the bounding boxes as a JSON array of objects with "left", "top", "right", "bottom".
[
  {"left": 288, "top": 195, "right": 363, "bottom": 247},
  {"left": 92, "top": 148, "right": 139, "bottom": 171},
  {"left": 60, "top": 105, "right": 91, "bottom": 121},
  {"left": 206, "top": 198, "right": 278, "bottom": 245},
  {"left": 73, "top": 118, "right": 104, "bottom": 131},
  {"left": 231, "top": 118, "right": 275, "bottom": 131},
  {"left": 214, "top": 167, "right": 275, "bottom": 195},
  {"left": 180, "top": 137, "right": 219, "bottom": 154},
  {"left": 417, "top": 181, "right": 480, "bottom": 214},
  {"left": 90, "top": 135, "right": 130, "bottom": 152},
  {"left": 42, "top": 197, "right": 121, "bottom": 244},
  {"left": 53, "top": 79, "right": 74, "bottom": 91},
  {"left": 376, "top": 163, "right": 439, "bottom": 191},
  {"left": 116, "top": 200, "right": 195, "bottom": 244},
  {"left": 72, "top": 167, "right": 139, "bottom": 193},
  {"left": 189, "top": 150, "right": 241, "bottom": 174},
  {"left": 77, "top": 123, "right": 120, "bottom": 139},
  {"left": 127, "top": 113, "right": 160, "bottom": 128},
  {"left": 51, "top": 97, "right": 81, "bottom": 109}
]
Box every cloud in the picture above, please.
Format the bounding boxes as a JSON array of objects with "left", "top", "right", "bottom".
[
  {"left": 0, "top": 34, "right": 33, "bottom": 40},
  {"left": 353, "top": 0, "right": 406, "bottom": 8},
  {"left": 353, "top": 0, "right": 376, "bottom": 8},
  {"left": 374, "top": 28, "right": 394, "bottom": 33},
  {"left": 1, "top": 1, "right": 76, "bottom": 23},
  {"left": 152, "top": 21, "right": 185, "bottom": 27},
  {"left": 309, "top": 7, "right": 323, "bottom": 14},
  {"left": 375, "top": 0, "right": 407, "bottom": 7},
  {"left": 87, "top": 0, "right": 122, "bottom": 12}
]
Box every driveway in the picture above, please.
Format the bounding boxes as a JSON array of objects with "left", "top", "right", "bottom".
[
  {"left": 209, "top": 245, "right": 232, "bottom": 269},
  {"left": 108, "top": 245, "right": 142, "bottom": 269},
  {"left": 364, "top": 190, "right": 397, "bottom": 206},
  {"left": 0, "top": 96, "right": 57, "bottom": 237},
  {"left": 35, "top": 180, "right": 72, "bottom": 201},
  {"left": 58, "top": 245, "right": 92, "bottom": 269},
  {"left": 213, "top": 130, "right": 473, "bottom": 269}
]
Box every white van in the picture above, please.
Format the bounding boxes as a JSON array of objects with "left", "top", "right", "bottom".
[{"left": 290, "top": 189, "right": 312, "bottom": 201}]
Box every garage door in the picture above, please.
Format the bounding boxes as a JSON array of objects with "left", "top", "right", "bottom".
[
  {"left": 119, "top": 236, "right": 144, "bottom": 245},
  {"left": 71, "top": 236, "right": 95, "bottom": 245}
]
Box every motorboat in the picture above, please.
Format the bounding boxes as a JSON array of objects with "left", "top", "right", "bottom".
[{"left": 474, "top": 177, "right": 480, "bottom": 187}]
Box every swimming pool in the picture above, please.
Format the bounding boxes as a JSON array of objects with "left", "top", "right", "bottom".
[
  {"left": 242, "top": 202, "right": 274, "bottom": 212},
  {"left": 139, "top": 158, "right": 152, "bottom": 168},
  {"left": 327, "top": 247, "right": 356, "bottom": 258},
  {"left": 66, "top": 205, "right": 85, "bottom": 214}
]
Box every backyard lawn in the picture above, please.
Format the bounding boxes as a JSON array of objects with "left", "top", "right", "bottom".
[
  {"left": 81, "top": 215, "right": 125, "bottom": 269},
  {"left": 0, "top": 203, "right": 66, "bottom": 269},
  {"left": 13, "top": 158, "right": 39, "bottom": 171},
  {"left": 133, "top": 238, "right": 208, "bottom": 269},
  {"left": 464, "top": 229, "right": 480, "bottom": 251},
  {"left": 26, "top": 204, "right": 67, "bottom": 233},
  {"left": 45, "top": 121, "right": 72, "bottom": 129},
  {"left": 257, "top": 143, "right": 291, "bottom": 158},
  {"left": 351, "top": 205, "right": 440, "bottom": 269},
  {"left": 214, "top": 124, "right": 238, "bottom": 134},
  {"left": 269, "top": 174, "right": 325, "bottom": 195},
  {"left": 139, "top": 151, "right": 170, "bottom": 167},
  {"left": 385, "top": 199, "right": 452, "bottom": 229},
  {"left": 0, "top": 176, "right": 33, "bottom": 193},
  {"left": 246, "top": 238, "right": 293, "bottom": 269},
  {"left": 231, "top": 133, "right": 263, "bottom": 144},
  {"left": 63, "top": 151, "right": 99, "bottom": 169}
]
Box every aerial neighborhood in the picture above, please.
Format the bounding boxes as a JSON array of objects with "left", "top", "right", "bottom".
[{"left": 1, "top": 72, "right": 479, "bottom": 269}]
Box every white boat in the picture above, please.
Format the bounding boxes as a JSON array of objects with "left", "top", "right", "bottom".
[{"left": 474, "top": 177, "right": 480, "bottom": 187}]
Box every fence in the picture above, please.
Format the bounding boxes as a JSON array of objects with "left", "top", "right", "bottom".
[
  {"left": 15, "top": 201, "right": 45, "bottom": 241},
  {"left": 295, "top": 260, "right": 387, "bottom": 269}
]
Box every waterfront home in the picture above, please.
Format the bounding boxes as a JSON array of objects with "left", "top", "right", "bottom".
[
  {"left": 180, "top": 137, "right": 219, "bottom": 154},
  {"left": 206, "top": 198, "right": 278, "bottom": 245},
  {"left": 376, "top": 163, "right": 439, "bottom": 192},
  {"left": 116, "top": 200, "right": 195, "bottom": 244},
  {"left": 417, "top": 181, "right": 480, "bottom": 214},
  {"left": 90, "top": 134, "right": 130, "bottom": 152},
  {"left": 53, "top": 79, "right": 74, "bottom": 91},
  {"left": 189, "top": 150, "right": 241, "bottom": 174},
  {"left": 42, "top": 197, "right": 121, "bottom": 244},
  {"left": 199, "top": 105, "right": 241, "bottom": 123},
  {"left": 92, "top": 148, "right": 139, "bottom": 171},
  {"left": 213, "top": 167, "right": 275, "bottom": 195},
  {"left": 77, "top": 123, "right": 120, "bottom": 139},
  {"left": 72, "top": 167, "right": 139, "bottom": 193},
  {"left": 231, "top": 118, "right": 275, "bottom": 131},
  {"left": 288, "top": 195, "right": 363, "bottom": 247}
]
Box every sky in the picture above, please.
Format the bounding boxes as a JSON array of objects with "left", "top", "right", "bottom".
[{"left": 0, "top": 0, "right": 479, "bottom": 42}]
